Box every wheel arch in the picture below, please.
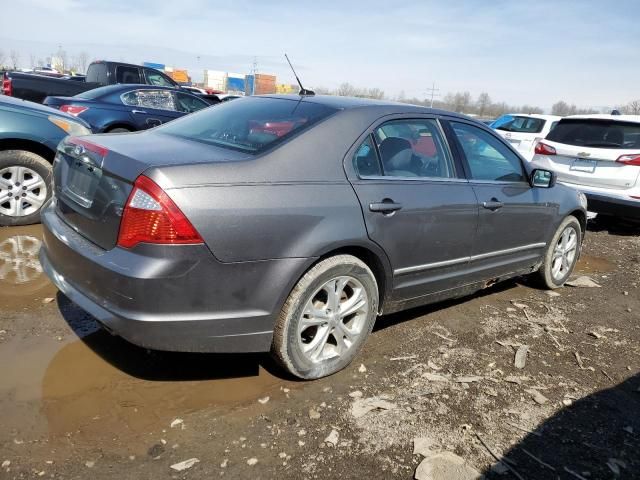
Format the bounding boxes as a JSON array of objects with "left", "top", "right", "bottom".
[
  {"left": 0, "top": 138, "right": 56, "bottom": 163},
  {"left": 569, "top": 209, "right": 587, "bottom": 235},
  {"left": 308, "top": 242, "right": 394, "bottom": 314},
  {"left": 102, "top": 122, "right": 137, "bottom": 133}
]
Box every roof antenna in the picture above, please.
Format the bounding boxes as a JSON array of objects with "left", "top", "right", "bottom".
[{"left": 285, "top": 53, "right": 315, "bottom": 96}]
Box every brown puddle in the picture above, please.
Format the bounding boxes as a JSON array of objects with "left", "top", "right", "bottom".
[
  {"left": 576, "top": 253, "right": 615, "bottom": 274},
  {"left": 0, "top": 224, "right": 56, "bottom": 310},
  {"left": 1, "top": 326, "right": 289, "bottom": 449}
]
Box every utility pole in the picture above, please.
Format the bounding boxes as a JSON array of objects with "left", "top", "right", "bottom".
[
  {"left": 425, "top": 82, "right": 440, "bottom": 108},
  {"left": 250, "top": 56, "right": 258, "bottom": 95}
]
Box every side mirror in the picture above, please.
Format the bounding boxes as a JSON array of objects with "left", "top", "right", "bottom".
[{"left": 531, "top": 169, "right": 556, "bottom": 188}]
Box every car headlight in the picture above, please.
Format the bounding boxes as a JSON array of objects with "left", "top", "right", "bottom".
[
  {"left": 48, "top": 115, "right": 92, "bottom": 136},
  {"left": 578, "top": 191, "right": 588, "bottom": 209}
]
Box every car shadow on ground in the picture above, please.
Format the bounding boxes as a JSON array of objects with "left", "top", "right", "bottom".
[
  {"left": 56, "top": 291, "right": 286, "bottom": 382},
  {"left": 482, "top": 373, "right": 640, "bottom": 479},
  {"left": 587, "top": 216, "right": 640, "bottom": 237}
]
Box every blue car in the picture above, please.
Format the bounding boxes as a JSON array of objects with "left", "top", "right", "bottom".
[
  {"left": 43, "top": 85, "right": 212, "bottom": 133},
  {"left": 0, "top": 95, "right": 92, "bottom": 226}
]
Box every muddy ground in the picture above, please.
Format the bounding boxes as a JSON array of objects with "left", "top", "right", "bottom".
[{"left": 0, "top": 219, "right": 639, "bottom": 480}]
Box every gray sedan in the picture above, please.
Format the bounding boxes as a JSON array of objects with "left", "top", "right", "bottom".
[{"left": 40, "top": 95, "right": 587, "bottom": 379}]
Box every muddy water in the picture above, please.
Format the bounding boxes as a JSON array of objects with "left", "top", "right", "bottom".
[
  {"left": 0, "top": 224, "right": 57, "bottom": 310},
  {"left": 576, "top": 253, "right": 615, "bottom": 273},
  {"left": 0, "top": 225, "right": 292, "bottom": 455}
]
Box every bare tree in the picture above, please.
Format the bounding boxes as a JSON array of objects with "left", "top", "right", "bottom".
[
  {"left": 29, "top": 53, "right": 36, "bottom": 69},
  {"left": 0, "top": 49, "right": 5, "bottom": 68},
  {"left": 477, "top": 92, "right": 491, "bottom": 117},
  {"left": 9, "top": 50, "right": 20, "bottom": 69},
  {"left": 78, "top": 51, "right": 89, "bottom": 73},
  {"left": 551, "top": 101, "right": 571, "bottom": 116},
  {"left": 336, "top": 82, "right": 357, "bottom": 97},
  {"left": 626, "top": 99, "right": 640, "bottom": 115}
]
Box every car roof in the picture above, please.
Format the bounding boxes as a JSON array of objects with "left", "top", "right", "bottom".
[
  {"left": 503, "top": 113, "right": 562, "bottom": 120},
  {"left": 562, "top": 114, "right": 640, "bottom": 124},
  {"left": 257, "top": 94, "right": 473, "bottom": 120}
]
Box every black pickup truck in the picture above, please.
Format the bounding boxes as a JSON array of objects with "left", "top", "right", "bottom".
[{"left": 1, "top": 61, "right": 181, "bottom": 103}]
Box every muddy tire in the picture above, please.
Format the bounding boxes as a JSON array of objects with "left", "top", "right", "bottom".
[
  {"left": 536, "top": 216, "right": 582, "bottom": 289},
  {"left": 271, "top": 255, "right": 379, "bottom": 380},
  {"left": 0, "top": 150, "right": 52, "bottom": 227}
]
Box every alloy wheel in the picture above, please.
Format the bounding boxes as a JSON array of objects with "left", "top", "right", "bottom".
[
  {"left": 551, "top": 226, "right": 578, "bottom": 281},
  {"left": 297, "top": 276, "right": 369, "bottom": 364}
]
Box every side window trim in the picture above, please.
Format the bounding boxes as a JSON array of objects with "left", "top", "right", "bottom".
[
  {"left": 356, "top": 116, "right": 459, "bottom": 181},
  {"left": 444, "top": 118, "right": 529, "bottom": 184}
]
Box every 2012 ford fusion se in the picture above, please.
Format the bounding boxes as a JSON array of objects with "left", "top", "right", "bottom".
[{"left": 40, "top": 94, "right": 587, "bottom": 379}]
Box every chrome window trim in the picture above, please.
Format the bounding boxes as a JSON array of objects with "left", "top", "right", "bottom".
[
  {"left": 355, "top": 175, "right": 470, "bottom": 183},
  {"left": 394, "top": 242, "right": 546, "bottom": 275}
]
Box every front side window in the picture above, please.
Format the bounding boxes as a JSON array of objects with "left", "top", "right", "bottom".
[
  {"left": 145, "top": 69, "right": 174, "bottom": 87},
  {"left": 175, "top": 92, "right": 209, "bottom": 113},
  {"left": 370, "top": 119, "right": 454, "bottom": 178},
  {"left": 115, "top": 66, "right": 141, "bottom": 84},
  {"left": 451, "top": 122, "right": 525, "bottom": 182},
  {"left": 121, "top": 90, "right": 177, "bottom": 111},
  {"left": 156, "top": 97, "right": 337, "bottom": 153}
]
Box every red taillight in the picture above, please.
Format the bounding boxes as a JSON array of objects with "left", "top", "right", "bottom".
[
  {"left": 68, "top": 137, "right": 109, "bottom": 156},
  {"left": 534, "top": 142, "right": 556, "bottom": 156},
  {"left": 117, "top": 175, "right": 203, "bottom": 249},
  {"left": 2, "top": 76, "right": 12, "bottom": 96},
  {"left": 616, "top": 153, "right": 640, "bottom": 166},
  {"left": 60, "top": 105, "right": 88, "bottom": 116}
]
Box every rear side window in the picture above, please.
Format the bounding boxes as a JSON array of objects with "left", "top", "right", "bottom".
[
  {"left": 369, "top": 119, "right": 454, "bottom": 178},
  {"left": 451, "top": 122, "right": 525, "bottom": 182},
  {"left": 156, "top": 97, "right": 337, "bottom": 153},
  {"left": 121, "top": 90, "right": 177, "bottom": 111},
  {"left": 85, "top": 63, "right": 108, "bottom": 84},
  {"left": 495, "top": 116, "right": 545, "bottom": 133},
  {"left": 353, "top": 136, "right": 382, "bottom": 176},
  {"left": 546, "top": 119, "right": 640, "bottom": 149},
  {"left": 116, "top": 66, "right": 142, "bottom": 84}
]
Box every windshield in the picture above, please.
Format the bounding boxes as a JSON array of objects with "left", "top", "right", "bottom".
[
  {"left": 546, "top": 119, "right": 640, "bottom": 149},
  {"left": 156, "top": 97, "right": 338, "bottom": 153},
  {"left": 493, "top": 115, "right": 545, "bottom": 133}
]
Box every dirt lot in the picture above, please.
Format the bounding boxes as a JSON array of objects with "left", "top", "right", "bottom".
[{"left": 1, "top": 219, "right": 639, "bottom": 480}]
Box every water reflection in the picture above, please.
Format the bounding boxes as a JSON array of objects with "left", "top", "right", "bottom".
[{"left": 0, "top": 225, "right": 55, "bottom": 307}]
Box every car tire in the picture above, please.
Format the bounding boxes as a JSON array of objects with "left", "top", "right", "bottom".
[
  {"left": 271, "top": 255, "right": 379, "bottom": 379},
  {"left": 107, "top": 127, "right": 132, "bottom": 133},
  {"left": 536, "top": 216, "right": 582, "bottom": 289},
  {"left": 0, "top": 150, "right": 52, "bottom": 227}
]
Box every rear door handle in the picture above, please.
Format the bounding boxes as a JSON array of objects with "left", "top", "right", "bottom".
[
  {"left": 482, "top": 200, "right": 504, "bottom": 211},
  {"left": 132, "top": 109, "right": 147, "bottom": 114},
  {"left": 369, "top": 200, "right": 403, "bottom": 213}
]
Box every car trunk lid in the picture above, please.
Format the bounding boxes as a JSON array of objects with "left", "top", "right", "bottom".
[{"left": 53, "top": 132, "right": 250, "bottom": 250}]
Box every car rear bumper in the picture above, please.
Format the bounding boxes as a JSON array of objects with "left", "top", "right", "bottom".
[
  {"left": 40, "top": 200, "right": 312, "bottom": 352},
  {"left": 583, "top": 192, "right": 640, "bottom": 219}
]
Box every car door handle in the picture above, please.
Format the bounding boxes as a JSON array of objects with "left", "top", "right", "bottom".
[
  {"left": 482, "top": 200, "right": 504, "bottom": 211},
  {"left": 369, "top": 200, "right": 403, "bottom": 213},
  {"left": 132, "top": 109, "right": 147, "bottom": 114}
]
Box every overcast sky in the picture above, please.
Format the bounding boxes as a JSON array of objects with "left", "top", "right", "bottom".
[{"left": 2, "top": 0, "right": 638, "bottom": 109}]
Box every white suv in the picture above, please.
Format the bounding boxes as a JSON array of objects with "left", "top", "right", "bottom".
[
  {"left": 531, "top": 115, "right": 640, "bottom": 221},
  {"left": 491, "top": 114, "right": 561, "bottom": 160}
]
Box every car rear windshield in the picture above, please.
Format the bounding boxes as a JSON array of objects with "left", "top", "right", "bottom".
[
  {"left": 546, "top": 119, "right": 640, "bottom": 149},
  {"left": 493, "top": 115, "right": 545, "bottom": 133},
  {"left": 156, "top": 97, "right": 338, "bottom": 153}
]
